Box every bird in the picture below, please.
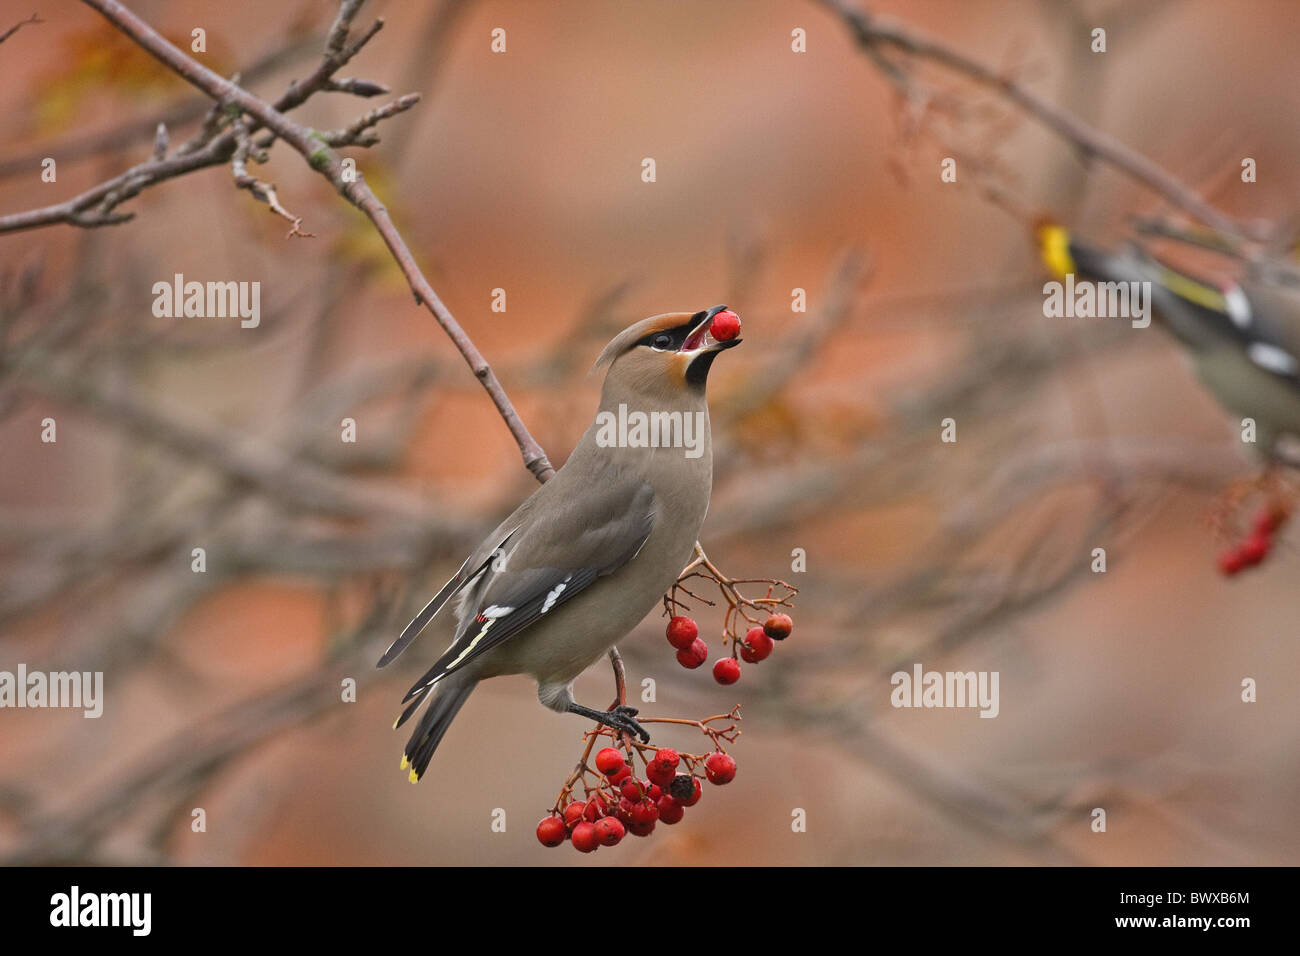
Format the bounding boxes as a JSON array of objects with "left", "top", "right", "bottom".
[
  {"left": 1036, "top": 221, "right": 1300, "bottom": 463},
  {"left": 377, "top": 304, "right": 741, "bottom": 782}
]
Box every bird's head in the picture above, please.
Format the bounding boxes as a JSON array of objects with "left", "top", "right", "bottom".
[{"left": 592, "top": 304, "right": 741, "bottom": 397}]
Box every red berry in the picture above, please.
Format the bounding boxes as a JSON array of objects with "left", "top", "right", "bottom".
[
  {"left": 763, "top": 613, "right": 793, "bottom": 641},
  {"left": 1218, "top": 547, "right": 1246, "bottom": 576},
  {"left": 676, "top": 638, "right": 708, "bottom": 669},
  {"left": 630, "top": 800, "right": 659, "bottom": 826},
  {"left": 713, "top": 657, "right": 741, "bottom": 685},
  {"left": 608, "top": 765, "right": 632, "bottom": 786},
  {"left": 682, "top": 776, "right": 703, "bottom": 806},
  {"left": 740, "top": 626, "right": 774, "bottom": 663},
  {"left": 594, "top": 816, "right": 625, "bottom": 847},
  {"left": 627, "top": 819, "right": 656, "bottom": 837},
  {"left": 668, "top": 774, "right": 699, "bottom": 804},
  {"left": 595, "top": 747, "right": 626, "bottom": 777},
  {"left": 657, "top": 795, "right": 685, "bottom": 824},
  {"left": 1239, "top": 532, "right": 1272, "bottom": 566},
  {"left": 646, "top": 748, "right": 680, "bottom": 787},
  {"left": 536, "top": 815, "right": 566, "bottom": 847},
  {"left": 666, "top": 616, "right": 699, "bottom": 650},
  {"left": 620, "top": 778, "right": 642, "bottom": 801},
  {"left": 583, "top": 796, "right": 607, "bottom": 822},
  {"left": 1254, "top": 505, "right": 1291, "bottom": 535},
  {"left": 563, "top": 801, "right": 586, "bottom": 829},
  {"left": 705, "top": 752, "right": 737, "bottom": 785},
  {"left": 571, "top": 821, "right": 600, "bottom": 853},
  {"left": 710, "top": 309, "right": 742, "bottom": 342}
]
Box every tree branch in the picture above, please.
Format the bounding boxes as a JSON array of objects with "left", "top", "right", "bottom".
[
  {"left": 75, "top": 0, "right": 555, "bottom": 481},
  {"left": 816, "top": 0, "right": 1260, "bottom": 240},
  {"left": 0, "top": 12, "right": 41, "bottom": 46}
]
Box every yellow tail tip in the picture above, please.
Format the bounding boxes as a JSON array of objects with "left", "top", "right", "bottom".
[
  {"left": 409, "top": 769, "right": 420, "bottom": 784},
  {"left": 400, "top": 756, "right": 409, "bottom": 771}
]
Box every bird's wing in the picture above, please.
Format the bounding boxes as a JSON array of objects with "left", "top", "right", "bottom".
[
  {"left": 1225, "top": 279, "right": 1300, "bottom": 384},
  {"left": 1148, "top": 259, "right": 1300, "bottom": 385},
  {"left": 375, "top": 528, "right": 519, "bottom": 668},
  {"left": 393, "top": 476, "right": 656, "bottom": 724},
  {"left": 1068, "top": 234, "right": 1300, "bottom": 386}
]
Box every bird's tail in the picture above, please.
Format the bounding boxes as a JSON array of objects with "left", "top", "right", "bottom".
[{"left": 397, "top": 673, "right": 478, "bottom": 783}]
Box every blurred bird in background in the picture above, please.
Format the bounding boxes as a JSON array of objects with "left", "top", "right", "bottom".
[
  {"left": 377, "top": 306, "right": 742, "bottom": 782},
  {"left": 1037, "top": 222, "right": 1300, "bottom": 467}
]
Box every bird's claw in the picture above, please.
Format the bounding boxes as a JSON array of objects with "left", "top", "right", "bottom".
[{"left": 608, "top": 704, "right": 650, "bottom": 743}]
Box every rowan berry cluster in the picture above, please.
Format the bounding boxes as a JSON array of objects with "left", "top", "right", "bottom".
[
  {"left": 536, "top": 546, "right": 795, "bottom": 851},
  {"left": 536, "top": 708, "right": 741, "bottom": 852},
  {"left": 666, "top": 611, "right": 792, "bottom": 684},
  {"left": 1219, "top": 503, "right": 1290, "bottom": 576},
  {"left": 662, "top": 545, "right": 798, "bottom": 685}
]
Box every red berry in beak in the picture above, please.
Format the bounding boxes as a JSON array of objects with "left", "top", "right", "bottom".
[{"left": 710, "top": 309, "right": 741, "bottom": 342}]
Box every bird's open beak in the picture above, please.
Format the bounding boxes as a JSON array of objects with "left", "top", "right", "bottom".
[{"left": 680, "top": 304, "right": 741, "bottom": 354}]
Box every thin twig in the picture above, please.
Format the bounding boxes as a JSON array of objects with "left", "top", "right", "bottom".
[
  {"left": 816, "top": 0, "right": 1259, "bottom": 240},
  {"left": 0, "top": 12, "right": 41, "bottom": 46}
]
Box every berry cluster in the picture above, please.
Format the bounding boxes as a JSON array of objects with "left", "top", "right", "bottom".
[
  {"left": 536, "top": 708, "right": 741, "bottom": 853},
  {"left": 1218, "top": 503, "right": 1290, "bottom": 576},
  {"left": 666, "top": 611, "right": 793, "bottom": 684},
  {"left": 661, "top": 545, "right": 798, "bottom": 685}
]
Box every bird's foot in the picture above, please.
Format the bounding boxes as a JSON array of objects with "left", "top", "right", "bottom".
[
  {"left": 568, "top": 702, "right": 651, "bottom": 743},
  {"left": 608, "top": 704, "right": 651, "bottom": 743}
]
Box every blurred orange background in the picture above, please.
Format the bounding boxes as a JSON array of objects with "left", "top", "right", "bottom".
[{"left": 1, "top": 0, "right": 1298, "bottom": 865}]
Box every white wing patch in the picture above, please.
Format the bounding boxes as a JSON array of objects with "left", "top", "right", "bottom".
[
  {"left": 1248, "top": 342, "right": 1298, "bottom": 375},
  {"left": 481, "top": 605, "right": 514, "bottom": 618},
  {"left": 541, "top": 575, "right": 572, "bottom": 614},
  {"left": 1224, "top": 284, "right": 1251, "bottom": 329}
]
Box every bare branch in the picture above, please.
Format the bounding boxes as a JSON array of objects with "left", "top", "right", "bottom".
[
  {"left": 72, "top": 0, "right": 555, "bottom": 481},
  {"left": 0, "top": 12, "right": 41, "bottom": 46},
  {"left": 317, "top": 93, "right": 422, "bottom": 147},
  {"left": 816, "top": 0, "right": 1260, "bottom": 240}
]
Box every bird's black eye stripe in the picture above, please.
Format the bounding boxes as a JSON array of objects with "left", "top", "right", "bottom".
[{"left": 636, "top": 321, "right": 696, "bottom": 351}]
